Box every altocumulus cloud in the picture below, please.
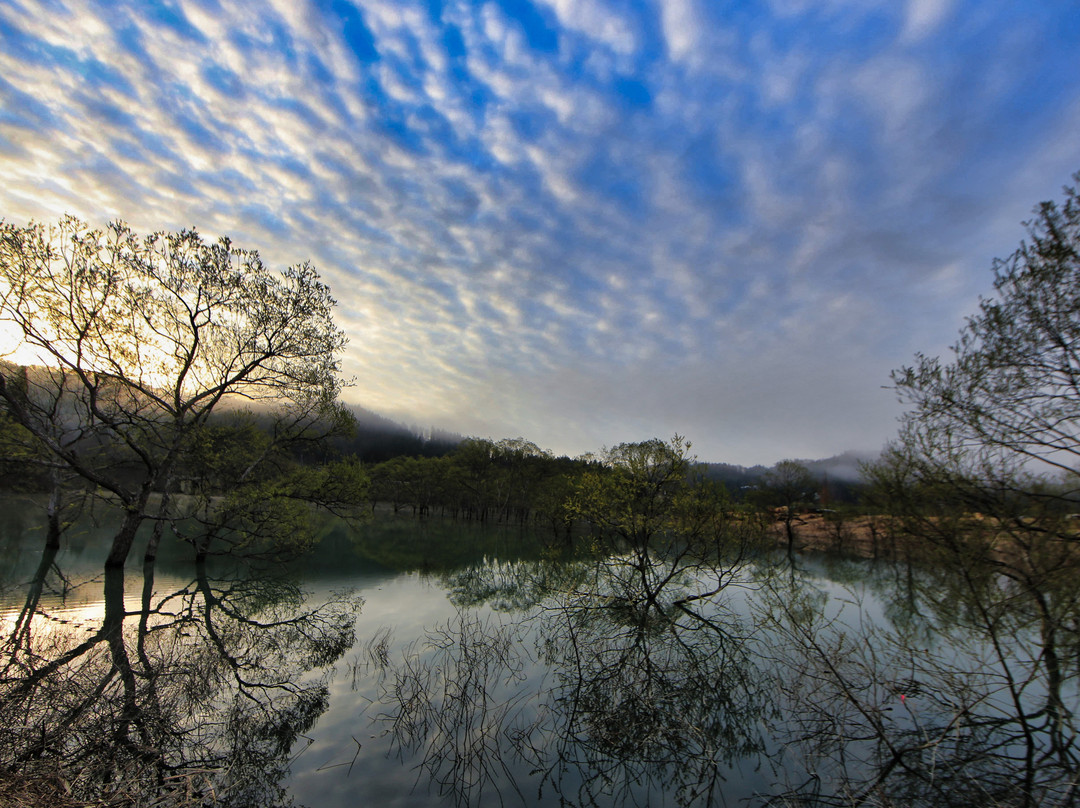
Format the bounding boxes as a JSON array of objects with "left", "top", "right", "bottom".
[{"left": 1, "top": 0, "right": 1079, "bottom": 463}]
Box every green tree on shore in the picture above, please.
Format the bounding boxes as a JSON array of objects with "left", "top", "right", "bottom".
[{"left": 0, "top": 217, "right": 352, "bottom": 566}]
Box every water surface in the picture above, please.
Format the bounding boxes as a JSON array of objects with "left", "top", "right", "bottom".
[{"left": 1, "top": 498, "right": 1076, "bottom": 807}]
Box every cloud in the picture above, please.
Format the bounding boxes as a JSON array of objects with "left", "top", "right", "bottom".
[
  {"left": 0, "top": 0, "right": 1078, "bottom": 463},
  {"left": 900, "top": 0, "right": 954, "bottom": 43},
  {"left": 659, "top": 0, "right": 701, "bottom": 62},
  {"left": 534, "top": 0, "right": 638, "bottom": 55}
]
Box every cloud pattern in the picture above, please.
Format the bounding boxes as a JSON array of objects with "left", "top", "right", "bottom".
[{"left": 2, "top": 0, "right": 1079, "bottom": 463}]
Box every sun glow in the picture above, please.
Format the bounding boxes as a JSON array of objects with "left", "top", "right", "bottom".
[{"left": 0, "top": 318, "right": 52, "bottom": 367}]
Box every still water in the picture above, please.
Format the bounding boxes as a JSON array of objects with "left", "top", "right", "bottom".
[{"left": 0, "top": 498, "right": 1076, "bottom": 807}]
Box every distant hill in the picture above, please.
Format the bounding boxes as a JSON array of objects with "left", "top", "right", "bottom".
[
  {"left": 332, "top": 404, "right": 463, "bottom": 462},
  {"left": 701, "top": 461, "right": 772, "bottom": 494},
  {"left": 0, "top": 361, "right": 463, "bottom": 467},
  {"left": 0, "top": 361, "right": 875, "bottom": 478},
  {"left": 703, "top": 450, "right": 879, "bottom": 503},
  {"left": 799, "top": 450, "right": 879, "bottom": 482}
]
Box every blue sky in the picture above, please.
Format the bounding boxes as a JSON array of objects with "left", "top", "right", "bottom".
[{"left": 2, "top": 0, "right": 1079, "bottom": 464}]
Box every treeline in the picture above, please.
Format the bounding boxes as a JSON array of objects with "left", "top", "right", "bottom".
[
  {"left": 203, "top": 402, "right": 464, "bottom": 467},
  {"left": 0, "top": 382, "right": 868, "bottom": 538},
  {"left": 363, "top": 441, "right": 874, "bottom": 529},
  {"left": 363, "top": 438, "right": 594, "bottom": 531}
]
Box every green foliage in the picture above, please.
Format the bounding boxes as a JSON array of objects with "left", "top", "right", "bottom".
[
  {"left": 0, "top": 411, "right": 49, "bottom": 490},
  {"left": 211, "top": 458, "right": 369, "bottom": 552},
  {"left": 0, "top": 217, "right": 349, "bottom": 564},
  {"left": 565, "top": 436, "right": 764, "bottom": 614},
  {"left": 757, "top": 460, "right": 815, "bottom": 510},
  {"left": 345, "top": 516, "right": 550, "bottom": 572},
  {"left": 361, "top": 436, "right": 590, "bottom": 531},
  {"left": 568, "top": 436, "right": 696, "bottom": 547},
  {"left": 186, "top": 417, "right": 274, "bottom": 490}
]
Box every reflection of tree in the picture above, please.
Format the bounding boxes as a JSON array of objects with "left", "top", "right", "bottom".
[
  {"left": 761, "top": 564, "right": 1080, "bottom": 808},
  {"left": 373, "top": 612, "right": 533, "bottom": 807},
  {"left": 0, "top": 543, "right": 358, "bottom": 806},
  {"left": 442, "top": 557, "right": 590, "bottom": 612},
  {"left": 531, "top": 589, "right": 771, "bottom": 807},
  {"left": 378, "top": 437, "right": 776, "bottom": 806},
  {"left": 384, "top": 545, "right": 1080, "bottom": 807},
  {"left": 372, "top": 556, "right": 771, "bottom": 807}
]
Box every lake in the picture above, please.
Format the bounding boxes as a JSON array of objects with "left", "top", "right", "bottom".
[{"left": 1, "top": 497, "right": 1076, "bottom": 807}]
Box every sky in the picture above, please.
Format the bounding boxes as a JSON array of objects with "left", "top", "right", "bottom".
[{"left": 1, "top": 0, "right": 1079, "bottom": 465}]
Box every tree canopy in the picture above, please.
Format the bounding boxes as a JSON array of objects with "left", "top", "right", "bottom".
[
  {"left": 0, "top": 216, "right": 351, "bottom": 566},
  {"left": 891, "top": 171, "right": 1080, "bottom": 482}
]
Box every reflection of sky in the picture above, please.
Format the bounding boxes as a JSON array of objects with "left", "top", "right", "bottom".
[
  {"left": 0, "top": 576, "right": 193, "bottom": 626},
  {"left": 292, "top": 573, "right": 487, "bottom": 808},
  {"left": 2, "top": 0, "right": 1079, "bottom": 464},
  {"left": 293, "top": 567, "right": 772, "bottom": 807}
]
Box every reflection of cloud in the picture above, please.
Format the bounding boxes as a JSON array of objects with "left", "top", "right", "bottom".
[{"left": 1, "top": 0, "right": 1078, "bottom": 463}]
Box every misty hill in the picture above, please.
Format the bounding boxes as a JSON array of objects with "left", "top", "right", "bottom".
[
  {"left": 1, "top": 361, "right": 874, "bottom": 480},
  {"left": 799, "top": 450, "right": 879, "bottom": 482},
  {"left": 702, "top": 461, "right": 772, "bottom": 493},
  {"left": 332, "top": 405, "right": 463, "bottom": 462},
  {"left": 0, "top": 361, "right": 463, "bottom": 468},
  {"left": 704, "top": 450, "right": 879, "bottom": 503},
  {"left": 203, "top": 398, "right": 462, "bottom": 462}
]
